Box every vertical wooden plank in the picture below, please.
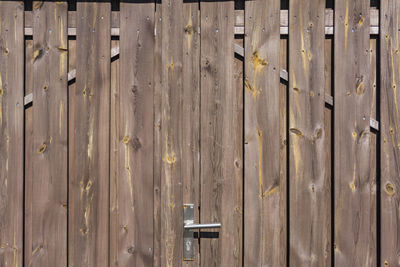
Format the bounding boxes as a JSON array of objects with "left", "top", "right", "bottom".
[
  {"left": 380, "top": 0, "right": 400, "bottom": 264},
  {"left": 279, "top": 37, "right": 288, "bottom": 267},
  {"left": 30, "top": 2, "right": 68, "bottom": 266},
  {"left": 244, "top": 0, "right": 281, "bottom": 265},
  {"left": 153, "top": 2, "right": 162, "bottom": 266},
  {"left": 324, "top": 37, "right": 333, "bottom": 266},
  {"left": 109, "top": 39, "right": 119, "bottom": 267},
  {"left": 161, "top": 0, "right": 183, "bottom": 266},
  {"left": 368, "top": 37, "right": 377, "bottom": 265},
  {"left": 182, "top": 0, "right": 200, "bottom": 264},
  {"left": 0, "top": 2, "right": 24, "bottom": 266},
  {"left": 334, "top": 0, "right": 373, "bottom": 265},
  {"left": 69, "top": 2, "right": 110, "bottom": 266},
  {"left": 289, "top": 0, "right": 328, "bottom": 265},
  {"left": 24, "top": 37, "right": 34, "bottom": 267},
  {"left": 112, "top": 1, "right": 154, "bottom": 265},
  {"left": 200, "top": 1, "right": 240, "bottom": 266},
  {"left": 233, "top": 36, "right": 244, "bottom": 267}
]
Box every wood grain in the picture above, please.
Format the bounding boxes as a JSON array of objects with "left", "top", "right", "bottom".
[
  {"left": 324, "top": 37, "right": 333, "bottom": 266},
  {"left": 24, "top": 37, "right": 34, "bottom": 267},
  {"left": 109, "top": 38, "right": 120, "bottom": 267},
  {"left": 0, "top": 2, "right": 24, "bottom": 266},
  {"left": 161, "top": 0, "right": 183, "bottom": 266},
  {"left": 244, "top": 0, "right": 281, "bottom": 265},
  {"left": 200, "top": 1, "right": 240, "bottom": 266},
  {"left": 380, "top": 0, "right": 400, "bottom": 264},
  {"left": 182, "top": 0, "right": 200, "bottom": 264},
  {"left": 112, "top": 1, "right": 155, "bottom": 265},
  {"left": 31, "top": 2, "right": 68, "bottom": 266},
  {"left": 69, "top": 2, "right": 110, "bottom": 266},
  {"left": 153, "top": 3, "right": 162, "bottom": 267},
  {"left": 289, "top": 0, "right": 329, "bottom": 265},
  {"left": 334, "top": 0, "right": 374, "bottom": 265},
  {"left": 279, "top": 37, "right": 288, "bottom": 267}
]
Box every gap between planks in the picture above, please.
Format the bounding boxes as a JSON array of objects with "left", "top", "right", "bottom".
[
  {"left": 23, "top": 8, "right": 380, "bottom": 36},
  {"left": 23, "top": 44, "right": 379, "bottom": 131}
]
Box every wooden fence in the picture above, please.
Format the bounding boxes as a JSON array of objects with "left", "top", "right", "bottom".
[{"left": 0, "top": 0, "right": 397, "bottom": 266}]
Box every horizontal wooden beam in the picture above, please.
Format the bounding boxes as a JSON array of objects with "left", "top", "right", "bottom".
[{"left": 23, "top": 8, "right": 379, "bottom": 36}]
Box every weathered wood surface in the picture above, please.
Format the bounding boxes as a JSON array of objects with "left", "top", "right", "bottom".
[
  {"left": 109, "top": 36, "right": 120, "bottom": 267},
  {"left": 23, "top": 9, "right": 381, "bottom": 36},
  {"left": 289, "top": 0, "right": 329, "bottom": 266},
  {"left": 161, "top": 0, "right": 183, "bottom": 266},
  {"left": 0, "top": 2, "right": 24, "bottom": 266},
  {"left": 233, "top": 35, "right": 244, "bottom": 267},
  {"left": 153, "top": 3, "right": 162, "bottom": 267},
  {"left": 324, "top": 37, "right": 333, "bottom": 267},
  {"left": 334, "top": 0, "right": 374, "bottom": 266},
  {"left": 30, "top": 2, "right": 68, "bottom": 266},
  {"left": 244, "top": 0, "right": 282, "bottom": 265},
  {"left": 69, "top": 2, "right": 110, "bottom": 266},
  {"left": 279, "top": 37, "right": 288, "bottom": 267},
  {"left": 24, "top": 37, "right": 34, "bottom": 267},
  {"left": 368, "top": 37, "right": 377, "bottom": 266},
  {"left": 182, "top": 0, "right": 200, "bottom": 264},
  {"left": 380, "top": 0, "right": 400, "bottom": 265},
  {"left": 112, "top": 1, "right": 155, "bottom": 265},
  {"left": 200, "top": 1, "right": 241, "bottom": 266},
  {"left": 109, "top": 38, "right": 120, "bottom": 267}
]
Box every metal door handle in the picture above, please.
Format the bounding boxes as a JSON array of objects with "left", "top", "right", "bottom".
[
  {"left": 183, "top": 204, "right": 221, "bottom": 261},
  {"left": 184, "top": 223, "right": 221, "bottom": 230}
]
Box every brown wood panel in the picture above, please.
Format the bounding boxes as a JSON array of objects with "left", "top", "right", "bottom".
[
  {"left": 244, "top": 0, "right": 282, "bottom": 265},
  {"left": 153, "top": 3, "right": 162, "bottom": 267},
  {"left": 24, "top": 37, "right": 34, "bottom": 267},
  {"left": 182, "top": 0, "right": 200, "bottom": 265},
  {"left": 279, "top": 37, "right": 288, "bottom": 267},
  {"left": 334, "top": 0, "right": 374, "bottom": 265},
  {"left": 289, "top": 1, "right": 328, "bottom": 265},
  {"left": 233, "top": 36, "right": 244, "bottom": 267},
  {"left": 30, "top": 2, "right": 68, "bottom": 266},
  {"left": 380, "top": 0, "right": 400, "bottom": 264},
  {"left": 161, "top": 0, "right": 183, "bottom": 266},
  {"left": 324, "top": 37, "right": 333, "bottom": 266},
  {"left": 69, "top": 2, "right": 110, "bottom": 266},
  {"left": 200, "top": 1, "right": 240, "bottom": 266},
  {"left": 0, "top": 2, "right": 24, "bottom": 266},
  {"left": 109, "top": 39, "right": 120, "bottom": 267},
  {"left": 111, "top": 1, "right": 155, "bottom": 265},
  {"left": 368, "top": 37, "right": 377, "bottom": 266}
]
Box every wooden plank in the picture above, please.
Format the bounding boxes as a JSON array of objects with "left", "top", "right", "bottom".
[
  {"left": 109, "top": 39, "right": 120, "bottom": 267},
  {"left": 289, "top": 0, "right": 328, "bottom": 265},
  {"left": 30, "top": 2, "right": 68, "bottom": 266},
  {"left": 182, "top": 0, "right": 200, "bottom": 264},
  {"left": 111, "top": 1, "right": 155, "bottom": 265},
  {"left": 161, "top": 0, "right": 183, "bottom": 265},
  {"left": 334, "top": 0, "right": 373, "bottom": 265},
  {"left": 69, "top": 2, "right": 110, "bottom": 266},
  {"left": 380, "top": 0, "right": 400, "bottom": 265},
  {"left": 324, "top": 36, "right": 333, "bottom": 266},
  {"left": 200, "top": 1, "right": 240, "bottom": 266},
  {"left": 153, "top": 3, "right": 162, "bottom": 267},
  {"left": 243, "top": 0, "right": 282, "bottom": 265},
  {"left": 233, "top": 35, "right": 244, "bottom": 267},
  {"left": 24, "top": 37, "right": 34, "bottom": 267},
  {"left": 0, "top": 2, "right": 24, "bottom": 266},
  {"left": 279, "top": 36, "right": 288, "bottom": 267},
  {"left": 368, "top": 37, "right": 377, "bottom": 266}
]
